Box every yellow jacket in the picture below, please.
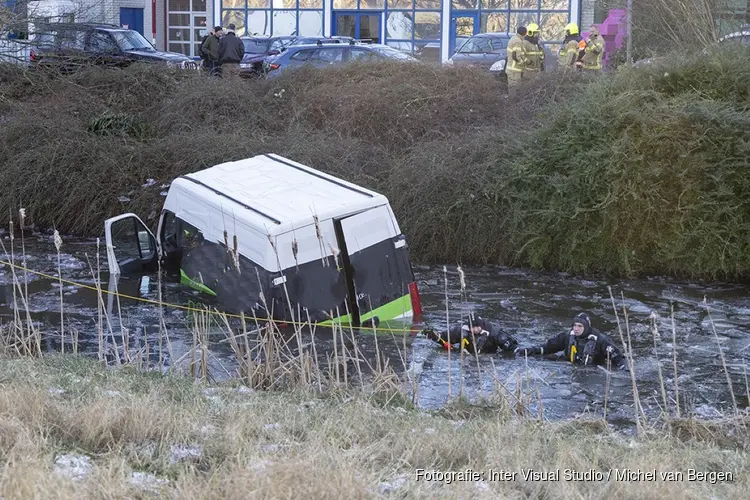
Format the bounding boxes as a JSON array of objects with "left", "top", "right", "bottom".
[
  {"left": 558, "top": 35, "right": 582, "bottom": 68},
  {"left": 522, "top": 37, "right": 544, "bottom": 72},
  {"left": 581, "top": 34, "right": 605, "bottom": 70},
  {"left": 507, "top": 34, "right": 526, "bottom": 73}
]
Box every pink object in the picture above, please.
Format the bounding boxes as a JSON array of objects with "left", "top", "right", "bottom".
[{"left": 581, "top": 9, "right": 627, "bottom": 69}]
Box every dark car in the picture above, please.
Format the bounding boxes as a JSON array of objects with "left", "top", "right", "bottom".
[
  {"left": 239, "top": 36, "right": 297, "bottom": 77},
  {"left": 263, "top": 42, "right": 416, "bottom": 78},
  {"left": 446, "top": 32, "right": 556, "bottom": 79},
  {"left": 29, "top": 22, "right": 198, "bottom": 71}
]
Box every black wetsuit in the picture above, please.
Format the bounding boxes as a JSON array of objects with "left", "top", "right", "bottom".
[
  {"left": 425, "top": 319, "right": 518, "bottom": 355},
  {"left": 520, "top": 313, "right": 627, "bottom": 369}
]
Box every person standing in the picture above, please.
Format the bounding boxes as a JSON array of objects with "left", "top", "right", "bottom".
[
  {"left": 558, "top": 23, "right": 583, "bottom": 71},
  {"left": 506, "top": 26, "right": 527, "bottom": 98},
  {"left": 200, "top": 26, "right": 222, "bottom": 76},
  {"left": 218, "top": 23, "right": 245, "bottom": 78},
  {"left": 521, "top": 23, "right": 545, "bottom": 83},
  {"left": 577, "top": 25, "right": 605, "bottom": 73}
]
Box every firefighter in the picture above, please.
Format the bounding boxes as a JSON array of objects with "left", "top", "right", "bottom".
[
  {"left": 522, "top": 23, "right": 545, "bottom": 82},
  {"left": 558, "top": 23, "right": 582, "bottom": 71},
  {"left": 577, "top": 25, "right": 605, "bottom": 72},
  {"left": 506, "top": 26, "right": 527, "bottom": 98}
]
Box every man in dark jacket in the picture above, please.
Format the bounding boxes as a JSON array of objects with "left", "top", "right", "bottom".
[
  {"left": 515, "top": 312, "right": 628, "bottom": 370},
  {"left": 422, "top": 313, "right": 518, "bottom": 355},
  {"left": 218, "top": 23, "right": 245, "bottom": 78},
  {"left": 200, "top": 26, "right": 222, "bottom": 76}
]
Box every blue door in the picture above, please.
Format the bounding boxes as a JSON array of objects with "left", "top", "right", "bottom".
[
  {"left": 119, "top": 8, "right": 145, "bottom": 37},
  {"left": 333, "top": 12, "right": 381, "bottom": 44},
  {"left": 450, "top": 13, "right": 480, "bottom": 55}
]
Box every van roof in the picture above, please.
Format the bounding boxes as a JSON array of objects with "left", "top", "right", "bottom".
[{"left": 170, "top": 153, "right": 390, "bottom": 234}]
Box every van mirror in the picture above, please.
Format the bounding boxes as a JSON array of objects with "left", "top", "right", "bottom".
[{"left": 137, "top": 229, "right": 153, "bottom": 257}]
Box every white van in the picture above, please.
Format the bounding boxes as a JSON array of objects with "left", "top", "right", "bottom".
[{"left": 105, "top": 153, "right": 423, "bottom": 327}]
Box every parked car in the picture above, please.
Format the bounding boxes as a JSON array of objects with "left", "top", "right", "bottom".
[
  {"left": 286, "top": 36, "right": 357, "bottom": 46},
  {"left": 718, "top": 25, "right": 750, "bottom": 45},
  {"left": 635, "top": 25, "right": 750, "bottom": 68},
  {"left": 239, "top": 35, "right": 297, "bottom": 77},
  {"left": 445, "top": 32, "right": 557, "bottom": 79},
  {"left": 28, "top": 22, "right": 199, "bottom": 71},
  {"left": 239, "top": 36, "right": 359, "bottom": 77},
  {"left": 262, "top": 42, "right": 417, "bottom": 78},
  {"left": 104, "top": 153, "right": 423, "bottom": 327}
]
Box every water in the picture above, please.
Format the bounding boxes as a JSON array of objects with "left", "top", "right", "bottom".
[{"left": 2, "top": 230, "right": 749, "bottom": 427}]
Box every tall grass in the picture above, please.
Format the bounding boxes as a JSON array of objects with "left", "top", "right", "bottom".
[
  {"left": 0, "top": 355, "right": 748, "bottom": 498},
  {"left": 3, "top": 46, "right": 750, "bottom": 278}
]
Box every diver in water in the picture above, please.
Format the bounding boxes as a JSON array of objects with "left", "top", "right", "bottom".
[
  {"left": 421, "top": 312, "right": 519, "bottom": 355},
  {"left": 515, "top": 312, "right": 628, "bottom": 370}
]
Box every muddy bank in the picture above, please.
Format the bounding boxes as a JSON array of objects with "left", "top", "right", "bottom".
[{"left": 2, "top": 46, "right": 750, "bottom": 279}]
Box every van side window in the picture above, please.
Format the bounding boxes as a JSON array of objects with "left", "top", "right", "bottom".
[
  {"left": 161, "top": 212, "right": 204, "bottom": 252},
  {"left": 177, "top": 218, "right": 204, "bottom": 249},
  {"left": 161, "top": 211, "right": 178, "bottom": 253}
]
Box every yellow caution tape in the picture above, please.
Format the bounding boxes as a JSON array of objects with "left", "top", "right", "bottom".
[{"left": 0, "top": 259, "right": 419, "bottom": 334}]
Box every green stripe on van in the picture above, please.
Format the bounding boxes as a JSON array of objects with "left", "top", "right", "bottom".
[
  {"left": 180, "top": 268, "right": 217, "bottom": 297},
  {"left": 320, "top": 293, "right": 412, "bottom": 326}
]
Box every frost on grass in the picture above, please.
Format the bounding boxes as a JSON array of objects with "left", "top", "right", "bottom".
[
  {"left": 53, "top": 454, "right": 92, "bottom": 481},
  {"left": 263, "top": 423, "right": 281, "bottom": 431},
  {"left": 199, "top": 424, "right": 217, "bottom": 438},
  {"left": 130, "top": 472, "right": 169, "bottom": 493},
  {"left": 379, "top": 475, "right": 408, "bottom": 495},
  {"left": 169, "top": 444, "right": 203, "bottom": 464},
  {"left": 248, "top": 459, "right": 273, "bottom": 476}
]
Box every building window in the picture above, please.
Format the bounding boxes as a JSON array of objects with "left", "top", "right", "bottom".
[
  {"left": 450, "top": 0, "right": 571, "bottom": 43},
  {"left": 384, "top": 6, "right": 442, "bottom": 60},
  {"left": 220, "top": 0, "right": 324, "bottom": 37},
  {"left": 168, "top": 0, "right": 208, "bottom": 57}
]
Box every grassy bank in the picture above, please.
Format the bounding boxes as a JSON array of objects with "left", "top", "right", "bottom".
[
  {"left": 0, "top": 355, "right": 747, "bottom": 499},
  {"left": 1, "top": 45, "right": 750, "bottom": 279}
]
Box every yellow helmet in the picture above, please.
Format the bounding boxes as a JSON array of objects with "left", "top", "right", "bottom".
[
  {"left": 565, "top": 23, "right": 579, "bottom": 35},
  {"left": 527, "top": 23, "right": 539, "bottom": 35}
]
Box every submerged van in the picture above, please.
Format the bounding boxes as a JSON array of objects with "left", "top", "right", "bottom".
[{"left": 104, "top": 153, "right": 423, "bottom": 327}]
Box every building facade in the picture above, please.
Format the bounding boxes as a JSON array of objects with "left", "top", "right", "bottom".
[
  {"left": 2, "top": 0, "right": 154, "bottom": 41},
  {"left": 0, "top": 0, "right": 606, "bottom": 59},
  {"left": 152, "top": 0, "right": 595, "bottom": 60},
  {"left": 12, "top": 1, "right": 747, "bottom": 63}
]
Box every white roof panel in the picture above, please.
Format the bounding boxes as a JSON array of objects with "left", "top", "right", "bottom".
[{"left": 181, "top": 154, "right": 387, "bottom": 233}]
